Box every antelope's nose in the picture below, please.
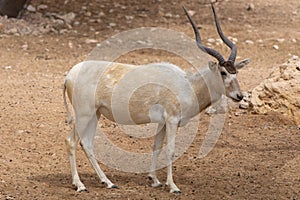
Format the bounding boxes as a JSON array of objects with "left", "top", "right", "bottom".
[{"left": 237, "top": 93, "right": 244, "bottom": 101}]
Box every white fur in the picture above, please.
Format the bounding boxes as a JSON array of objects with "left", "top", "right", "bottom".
[{"left": 63, "top": 60, "right": 248, "bottom": 193}]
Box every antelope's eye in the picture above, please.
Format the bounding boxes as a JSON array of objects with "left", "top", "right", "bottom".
[{"left": 221, "top": 71, "right": 227, "bottom": 76}]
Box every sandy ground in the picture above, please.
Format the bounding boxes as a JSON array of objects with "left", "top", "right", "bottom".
[{"left": 0, "top": 0, "right": 299, "bottom": 199}]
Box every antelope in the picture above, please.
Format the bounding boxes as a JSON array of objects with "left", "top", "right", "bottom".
[{"left": 63, "top": 4, "right": 250, "bottom": 193}]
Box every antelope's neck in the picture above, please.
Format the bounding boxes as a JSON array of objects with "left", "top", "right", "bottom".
[{"left": 189, "top": 71, "right": 222, "bottom": 112}]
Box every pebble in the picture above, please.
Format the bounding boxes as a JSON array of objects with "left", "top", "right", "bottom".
[
  {"left": 276, "top": 38, "right": 285, "bottom": 43},
  {"left": 246, "top": 3, "right": 255, "bottom": 11},
  {"left": 291, "top": 55, "right": 299, "bottom": 60},
  {"left": 85, "top": 11, "right": 92, "bottom": 17},
  {"left": 228, "top": 36, "right": 238, "bottom": 44},
  {"left": 245, "top": 40, "right": 254, "bottom": 45},
  {"left": 27, "top": 5, "right": 36, "bottom": 12},
  {"left": 37, "top": 4, "right": 48, "bottom": 10},
  {"left": 291, "top": 38, "right": 297, "bottom": 43},
  {"left": 164, "top": 13, "right": 173, "bottom": 18},
  {"left": 85, "top": 39, "right": 98, "bottom": 44},
  {"left": 21, "top": 44, "right": 28, "bottom": 50},
  {"left": 61, "top": 12, "right": 76, "bottom": 24},
  {"left": 273, "top": 45, "right": 279, "bottom": 50},
  {"left": 7, "top": 28, "right": 18, "bottom": 34},
  {"left": 239, "top": 100, "right": 249, "bottom": 109},
  {"left": 125, "top": 15, "right": 134, "bottom": 20},
  {"left": 99, "top": 11, "right": 105, "bottom": 17},
  {"left": 187, "top": 10, "right": 196, "bottom": 17},
  {"left": 207, "top": 38, "right": 215, "bottom": 43},
  {"left": 109, "top": 22, "right": 116, "bottom": 27}
]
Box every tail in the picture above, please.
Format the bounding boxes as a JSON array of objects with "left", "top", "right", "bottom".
[{"left": 63, "top": 79, "right": 73, "bottom": 124}]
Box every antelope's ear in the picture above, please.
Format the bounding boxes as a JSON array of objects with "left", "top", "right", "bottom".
[
  {"left": 208, "top": 61, "right": 218, "bottom": 71},
  {"left": 234, "top": 58, "right": 250, "bottom": 69}
]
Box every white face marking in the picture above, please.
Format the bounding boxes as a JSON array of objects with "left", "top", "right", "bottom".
[{"left": 224, "top": 74, "right": 236, "bottom": 87}]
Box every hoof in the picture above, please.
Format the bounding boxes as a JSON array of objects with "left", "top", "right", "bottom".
[
  {"left": 151, "top": 183, "right": 163, "bottom": 188},
  {"left": 171, "top": 190, "right": 181, "bottom": 194},
  {"left": 109, "top": 185, "right": 118, "bottom": 189},
  {"left": 78, "top": 188, "right": 88, "bottom": 193}
]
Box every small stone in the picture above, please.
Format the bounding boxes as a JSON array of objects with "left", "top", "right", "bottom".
[
  {"left": 74, "top": 21, "right": 80, "bottom": 26},
  {"left": 239, "top": 100, "right": 249, "bottom": 109},
  {"left": 68, "top": 41, "right": 73, "bottom": 48},
  {"left": 21, "top": 44, "right": 28, "bottom": 50},
  {"left": 228, "top": 36, "right": 238, "bottom": 44},
  {"left": 245, "top": 40, "right": 254, "bottom": 45},
  {"left": 273, "top": 45, "right": 279, "bottom": 50},
  {"left": 7, "top": 28, "right": 18, "bottom": 34},
  {"left": 109, "top": 22, "right": 116, "bottom": 27},
  {"left": 37, "top": 4, "right": 48, "bottom": 10},
  {"left": 165, "top": 13, "right": 173, "bottom": 18},
  {"left": 85, "top": 39, "right": 98, "bottom": 44},
  {"left": 187, "top": 10, "right": 196, "bottom": 17},
  {"left": 291, "top": 55, "right": 299, "bottom": 60},
  {"left": 246, "top": 3, "right": 255, "bottom": 11},
  {"left": 99, "top": 11, "right": 105, "bottom": 17},
  {"left": 291, "top": 38, "right": 297, "bottom": 43},
  {"left": 125, "top": 15, "right": 134, "bottom": 20},
  {"left": 276, "top": 38, "right": 285, "bottom": 43},
  {"left": 207, "top": 38, "right": 215, "bottom": 43},
  {"left": 27, "top": 5, "right": 36, "bottom": 12},
  {"left": 216, "top": 38, "right": 223, "bottom": 45},
  {"left": 85, "top": 11, "right": 92, "bottom": 17},
  {"left": 61, "top": 12, "right": 76, "bottom": 24}
]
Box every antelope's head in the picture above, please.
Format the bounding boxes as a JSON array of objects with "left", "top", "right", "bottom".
[{"left": 184, "top": 4, "right": 250, "bottom": 102}]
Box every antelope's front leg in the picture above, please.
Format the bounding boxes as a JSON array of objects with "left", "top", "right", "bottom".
[{"left": 165, "top": 120, "right": 181, "bottom": 193}]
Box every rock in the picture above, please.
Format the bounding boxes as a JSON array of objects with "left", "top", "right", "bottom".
[
  {"left": 249, "top": 56, "right": 300, "bottom": 125},
  {"left": 125, "top": 15, "right": 134, "bottom": 20},
  {"left": 109, "top": 22, "right": 116, "bottom": 27},
  {"left": 21, "top": 44, "right": 28, "bottom": 50},
  {"left": 246, "top": 3, "right": 255, "bottom": 11},
  {"left": 273, "top": 45, "right": 279, "bottom": 50},
  {"left": 165, "top": 12, "right": 173, "bottom": 18},
  {"left": 239, "top": 92, "right": 250, "bottom": 109},
  {"left": 27, "top": 5, "right": 36, "bottom": 12},
  {"left": 37, "top": 4, "right": 48, "bottom": 10},
  {"left": 207, "top": 38, "right": 215, "bottom": 43},
  {"left": 99, "top": 11, "right": 105, "bottom": 17},
  {"left": 276, "top": 38, "right": 285, "bottom": 43},
  {"left": 61, "top": 12, "right": 76, "bottom": 24},
  {"left": 85, "top": 11, "right": 92, "bottom": 17},
  {"left": 186, "top": 10, "right": 196, "bottom": 17},
  {"left": 228, "top": 36, "right": 238, "bottom": 44},
  {"left": 85, "top": 39, "right": 98, "bottom": 44},
  {"left": 290, "top": 55, "right": 299, "bottom": 60},
  {"left": 245, "top": 40, "right": 254, "bottom": 45},
  {"left": 7, "top": 28, "right": 18, "bottom": 35}
]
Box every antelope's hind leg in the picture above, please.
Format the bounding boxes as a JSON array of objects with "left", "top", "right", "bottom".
[
  {"left": 65, "top": 124, "right": 87, "bottom": 192},
  {"left": 165, "top": 120, "right": 181, "bottom": 193},
  {"left": 148, "top": 123, "right": 166, "bottom": 188},
  {"left": 78, "top": 113, "right": 117, "bottom": 189}
]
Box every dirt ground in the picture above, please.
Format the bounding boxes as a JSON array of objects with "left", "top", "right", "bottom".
[{"left": 0, "top": 0, "right": 299, "bottom": 199}]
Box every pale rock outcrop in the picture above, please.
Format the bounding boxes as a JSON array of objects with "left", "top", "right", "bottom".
[{"left": 250, "top": 56, "right": 300, "bottom": 125}]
